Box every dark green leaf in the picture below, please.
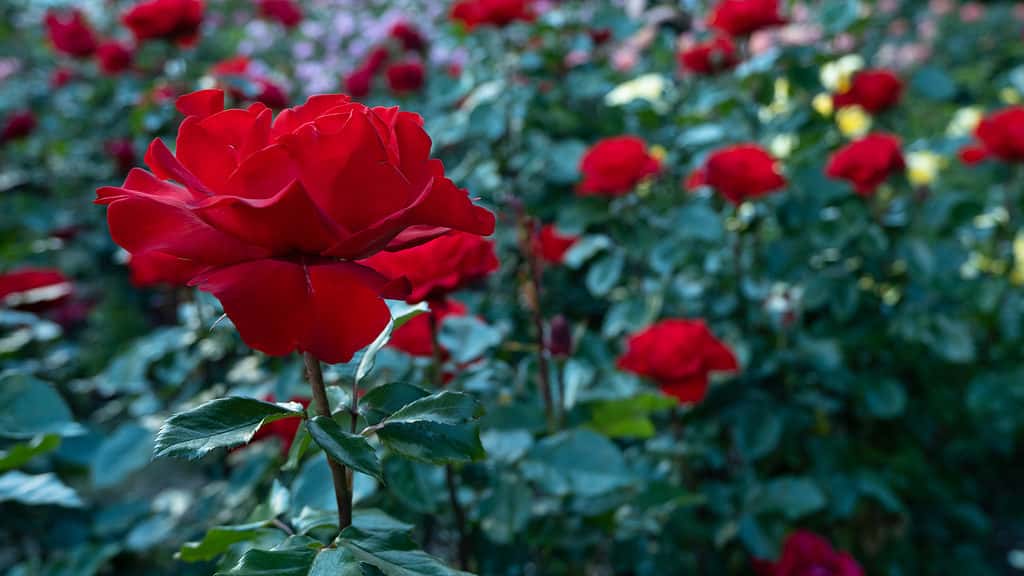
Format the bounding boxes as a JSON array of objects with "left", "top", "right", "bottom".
[
  {"left": 308, "top": 416, "right": 383, "bottom": 482},
  {"left": 373, "top": 391, "right": 485, "bottom": 465},
  {"left": 338, "top": 511, "right": 472, "bottom": 576},
  {"left": 0, "top": 471, "right": 82, "bottom": 508},
  {"left": 179, "top": 522, "right": 272, "bottom": 563},
  {"left": 214, "top": 547, "right": 317, "bottom": 576},
  {"left": 0, "top": 374, "right": 83, "bottom": 439},
  {"left": 0, "top": 434, "right": 61, "bottom": 471},
  {"left": 154, "top": 397, "right": 305, "bottom": 460}
]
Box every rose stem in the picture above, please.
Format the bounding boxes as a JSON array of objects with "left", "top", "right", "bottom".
[
  {"left": 428, "top": 312, "right": 470, "bottom": 570},
  {"left": 515, "top": 210, "right": 556, "bottom": 428},
  {"left": 303, "top": 352, "right": 353, "bottom": 532}
]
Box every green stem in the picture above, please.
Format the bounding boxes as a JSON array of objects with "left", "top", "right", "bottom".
[{"left": 303, "top": 352, "right": 353, "bottom": 532}]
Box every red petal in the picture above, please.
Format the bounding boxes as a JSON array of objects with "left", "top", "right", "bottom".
[{"left": 176, "top": 89, "right": 225, "bottom": 118}]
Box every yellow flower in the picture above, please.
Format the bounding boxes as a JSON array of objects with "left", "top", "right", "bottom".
[
  {"left": 770, "top": 134, "right": 798, "bottom": 159},
  {"left": 1001, "top": 88, "right": 1021, "bottom": 105},
  {"left": 812, "top": 93, "right": 834, "bottom": 117},
  {"left": 819, "top": 54, "right": 864, "bottom": 92},
  {"left": 605, "top": 74, "right": 667, "bottom": 107},
  {"left": 649, "top": 145, "right": 667, "bottom": 163},
  {"left": 1011, "top": 233, "right": 1024, "bottom": 285},
  {"left": 946, "top": 107, "right": 983, "bottom": 137},
  {"left": 836, "top": 105, "right": 871, "bottom": 137},
  {"left": 906, "top": 151, "right": 945, "bottom": 187}
]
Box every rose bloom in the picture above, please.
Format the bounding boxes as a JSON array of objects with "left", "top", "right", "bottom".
[
  {"left": 578, "top": 136, "right": 662, "bottom": 196},
  {"left": 105, "top": 139, "right": 136, "bottom": 174},
  {"left": 962, "top": 107, "right": 1024, "bottom": 163},
  {"left": 258, "top": 0, "right": 302, "bottom": 28},
  {"left": 535, "top": 224, "right": 579, "bottom": 264},
  {"left": 44, "top": 9, "right": 98, "bottom": 58},
  {"left": 344, "top": 67, "right": 374, "bottom": 99},
  {"left": 389, "top": 300, "right": 467, "bottom": 358},
  {"left": 97, "top": 41, "right": 134, "bottom": 75},
  {"left": 451, "top": 0, "right": 535, "bottom": 30},
  {"left": 212, "top": 57, "right": 289, "bottom": 109},
  {"left": 1, "top": 110, "right": 36, "bottom": 143},
  {"left": 707, "top": 0, "right": 786, "bottom": 36},
  {"left": 753, "top": 531, "right": 864, "bottom": 576},
  {"left": 832, "top": 69, "right": 903, "bottom": 114},
  {"left": 389, "top": 21, "right": 427, "bottom": 53},
  {"left": 825, "top": 132, "right": 905, "bottom": 196},
  {"left": 96, "top": 89, "right": 495, "bottom": 363},
  {"left": 686, "top": 144, "right": 786, "bottom": 205},
  {"left": 51, "top": 67, "right": 74, "bottom": 88},
  {"left": 122, "top": 0, "right": 204, "bottom": 46},
  {"left": 129, "top": 252, "right": 200, "bottom": 287},
  {"left": 0, "top": 268, "right": 73, "bottom": 314},
  {"left": 386, "top": 61, "right": 425, "bottom": 95},
  {"left": 362, "top": 231, "right": 499, "bottom": 304},
  {"left": 958, "top": 145, "right": 988, "bottom": 165},
  {"left": 617, "top": 319, "right": 738, "bottom": 404},
  {"left": 678, "top": 35, "right": 738, "bottom": 75}
]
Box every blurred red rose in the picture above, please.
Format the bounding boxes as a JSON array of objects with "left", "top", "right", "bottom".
[
  {"left": 618, "top": 319, "right": 738, "bottom": 404},
  {"left": 1, "top": 110, "right": 36, "bottom": 143},
  {"left": 386, "top": 61, "right": 425, "bottom": 94},
  {"left": 44, "top": 9, "right": 98, "bottom": 58},
  {"left": 250, "top": 396, "right": 309, "bottom": 455},
  {"left": 547, "top": 314, "right": 572, "bottom": 357},
  {"left": 96, "top": 41, "right": 134, "bottom": 75},
  {"left": 122, "top": 0, "right": 204, "bottom": 46},
  {"left": 753, "top": 531, "right": 863, "bottom": 576},
  {"left": 363, "top": 46, "right": 392, "bottom": 75},
  {"left": 389, "top": 300, "right": 467, "bottom": 358},
  {"left": 129, "top": 251, "right": 201, "bottom": 287},
  {"left": 707, "top": 0, "right": 786, "bottom": 36},
  {"left": 578, "top": 136, "right": 662, "bottom": 196},
  {"left": 345, "top": 67, "right": 374, "bottom": 98},
  {"left": 451, "top": 0, "right": 535, "bottom": 30},
  {"left": 258, "top": 0, "right": 302, "bottom": 28},
  {"left": 51, "top": 68, "right": 74, "bottom": 88},
  {"left": 96, "top": 89, "right": 495, "bottom": 363},
  {"left": 966, "top": 107, "right": 1024, "bottom": 162},
  {"left": 590, "top": 28, "right": 613, "bottom": 45},
  {"left": 825, "top": 132, "right": 905, "bottom": 196},
  {"left": 362, "top": 231, "right": 499, "bottom": 304},
  {"left": 958, "top": 145, "right": 988, "bottom": 165},
  {"left": 687, "top": 144, "right": 786, "bottom": 205},
  {"left": 106, "top": 139, "right": 136, "bottom": 174},
  {"left": 832, "top": 69, "right": 903, "bottom": 114},
  {"left": 212, "top": 57, "right": 289, "bottom": 109},
  {"left": 679, "top": 35, "right": 738, "bottom": 75},
  {"left": 389, "top": 21, "right": 427, "bottom": 53},
  {"left": 535, "top": 224, "right": 579, "bottom": 264},
  {"left": 0, "top": 268, "right": 73, "bottom": 314}
]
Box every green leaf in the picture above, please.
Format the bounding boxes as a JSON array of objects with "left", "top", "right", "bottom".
[
  {"left": 214, "top": 547, "right": 317, "bottom": 576},
  {"left": 437, "top": 316, "right": 502, "bottom": 364},
  {"left": 387, "top": 300, "right": 430, "bottom": 330},
  {"left": 0, "top": 470, "right": 83, "bottom": 507},
  {"left": 358, "top": 320, "right": 394, "bottom": 384},
  {"left": 0, "top": 434, "right": 61, "bottom": 471},
  {"left": 0, "top": 374, "right": 83, "bottom": 439},
  {"left": 309, "top": 548, "right": 363, "bottom": 576},
  {"left": 372, "top": 391, "right": 485, "bottom": 465},
  {"left": 307, "top": 416, "right": 383, "bottom": 482},
  {"left": 587, "top": 393, "right": 676, "bottom": 438},
  {"left": 562, "top": 234, "right": 611, "bottom": 268},
  {"left": 522, "top": 430, "right": 633, "bottom": 498},
  {"left": 749, "top": 477, "right": 826, "bottom": 519},
  {"left": 179, "top": 522, "right": 272, "bottom": 563},
  {"left": 479, "top": 475, "right": 532, "bottom": 544},
  {"left": 338, "top": 511, "right": 473, "bottom": 576},
  {"left": 861, "top": 378, "right": 907, "bottom": 419},
  {"left": 361, "top": 384, "right": 430, "bottom": 426},
  {"left": 585, "top": 250, "right": 624, "bottom": 296},
  {"left": 154, "top": 397, "right": 305, "bottom": 460},
  {"left": 92, "top": 423, "right": 154, "bottom": 488}
]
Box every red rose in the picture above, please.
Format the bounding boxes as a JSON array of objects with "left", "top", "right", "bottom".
[
  {"left": 362, "top": 231, "right": 499, "bottom": 304},
  {"left": 364, "top": 47, "right": 392, "bottom": 75},
  {"left": 96, "top": 41, "right": 134, "bottom": 75},
  {"left": 535, "top": 224, "right": 578, "bottom": 264},
  {"left": 967, "top": 107, "right": 1024, "bottom": 162},
  {"left": 958, "top": 145, "right": 988, "bottom": 165},
  {"left": 832, "top": 69, "right": 903, "bottom": 114},
  {"left": 617, "top": 319, "right": 738, "bottom": 404},
  {"left": 96, "top": 89, "right": 495, "bottom": 364},
  {"left": 389, "top": 21, "right": 427, "bottom": 53},
  {"left": 51, "top": 67, "right": 74, "bottom": 88},
  {"left": 753, "top": 531, "right": 863, "bottom": 576},
  {"left": 1, "top": 110, "right": 36, "bottom": 143},
  {"left": 707, "top": 0, "right": 786, "bottom": 36},
  {"left": 451, "top": 0, "right": 535, "bottom": 30},
  {"left": 250, "top": 396, "right": 309, "bottom": 455},
  {"left": 825, "top": 132, "right": 905, "bottom": 196},
  {"left": 212, "top": 57, "right": 289, "bottom": 109},
  {"left": 344, "top": 67, "right": 374, "bottom": 98},
  {"left": 44, "top": 9, "right": 98, "bottom": 58},
  {"left": 386, "top": 61, "right": 425, "bottom": 94},
  {"left": 686, "top": 144, "right": 786, "bottom": 205},
  {"left": 106, "top": 139, "right": 136, "bottom": 174},
  {"left": 129, "top": 252, "right": 200, "bottom": 287},
  {"left": 258, "top": 0, "right": 302, "bottom": 28},
  {"left": 389, "top": 300, "right": 467, "bottom": 358},
  {"left": 578, "top": 136, "right": 661, "bottom": 196},
  {"left": 0, "top": 268, "right": 74, "bottom": 314},
  {"left": 678, "top": 35, "right": 738, "bottom": 75},
  {"left": 122, "top": 0, "right": 204, "bottom": 46},
  {"left": 590, "top": 29, "right": 613, "bottom": 45}
]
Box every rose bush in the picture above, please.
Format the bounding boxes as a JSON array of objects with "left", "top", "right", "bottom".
[{"left": 2, "top": 1, "right": 1024, "bottom": 575}]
